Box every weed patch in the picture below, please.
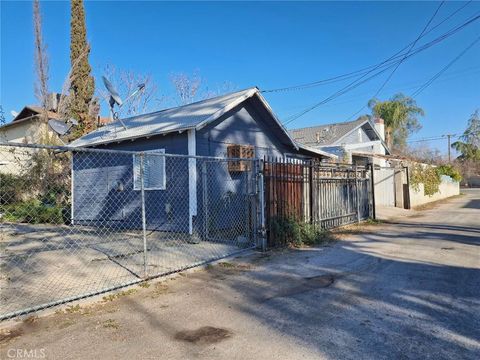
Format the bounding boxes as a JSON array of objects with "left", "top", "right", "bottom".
[
  {"left": 150, "top": 283, "right": 170, "bottom": 298},
  {"left": 138, "top": 281, "right": 150, "bottom": 288},
  {"left": 65, "top": 304, "right": 81, "bottom": 314},
  {"left": 102, "top": 319, "right": 120, "bottom": 330},
  {"left": 102, "top": 289, "right": 137, "bottom": 302}
]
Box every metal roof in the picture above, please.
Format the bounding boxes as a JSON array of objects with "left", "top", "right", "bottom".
[{"left": 71, "top": 88, "right": 261, "bottom": 147}]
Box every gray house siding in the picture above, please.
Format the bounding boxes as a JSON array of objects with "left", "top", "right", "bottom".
[
  {"left": 337, "top": 126, "right": 372, "bottom": 146},
  {"left": 73, "top": 132, "right": 190, "bottom": 232},
  {"left": 196, "top": 99, "right": 292, "bottom": 159}
]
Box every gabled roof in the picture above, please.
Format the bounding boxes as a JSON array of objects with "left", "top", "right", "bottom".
[
  {"left": 290, "top": 117, "right": 390, "bottom": 154},
  {"left": 290, "top": 118, "right": 367, "bottom": 146},
  {"left": 71, "top": 87, "right": 301, "bottom": 150},
  {"left": 0, "top": 106, "right": 59, "bottom": 131}
]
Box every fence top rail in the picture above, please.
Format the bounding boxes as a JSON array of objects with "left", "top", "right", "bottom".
[
  {"left": 263, "top": 157, "right": 369, "bottom": 170},
  {"left": 0, "top": 142, "right": 255, "bottom": 162}
]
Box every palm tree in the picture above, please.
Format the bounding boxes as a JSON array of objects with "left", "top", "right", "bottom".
[
  {"left": 368, "top": 93, "right": 424, "bottom": 149},
  {"left": 451, "top": 110, "right": 480, "bottom": 161}
]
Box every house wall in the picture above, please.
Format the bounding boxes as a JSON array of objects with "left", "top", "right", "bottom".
[
  {"left": 0, "top": 119, "right": 58, "bottom": 175},
  {"left": 338, "top": 127, "right": 372, "bottom": 147},
  {"left": 72, "top": 133, "right": 190, "bottom": 231},
  {"left": 196, "top": 100, "right": 292, "bottom": 159}
]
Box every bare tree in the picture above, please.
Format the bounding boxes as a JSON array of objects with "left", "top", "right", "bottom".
[
  {"left": 169, "top": 71, "right": 237, "bottom": 106},
  {"left": 33, "top": 0, "right": 49, "bottom": 109},
  {"left": 99, "top": 65, "right": 158, "bottom": 118},
  {"left": 169, "top": 71, "right": 202, "bottom": 105}
]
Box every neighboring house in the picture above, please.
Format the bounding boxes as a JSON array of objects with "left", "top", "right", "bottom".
[
  {"left": 0, "top": 105, "right": 60, "bottom": 144},
  {"left": 290, "top": 117, "right": 390, "bottom": 166},
  {"left": 0, "top": 100, "right": 61, "bottom": 174},
  {"left": 70, "top": 87, "right": 336, "bottom": 235}
]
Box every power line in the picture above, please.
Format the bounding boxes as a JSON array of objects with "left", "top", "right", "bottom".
[
  {"left": 375, "top": 1, "right": 445, "bottom": 95},
  {"left": 411, "top": 35, "right": 480, "bottom": 97},
  {"left": 262, "top": 1, "right": 472, "bottom": 94},
  {"left": 407, "top": 134, "right": 460, "bottom": 143},
  {"left": 347, "top": 1, "right": 445, "bottom": 120},
  {"left": 281, "top": 12, "right": 480, "bottom": 126}
]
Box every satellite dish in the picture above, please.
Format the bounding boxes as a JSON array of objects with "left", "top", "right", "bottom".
[
  {"left": 48, "top": 119, "right": 72, "bottom": 136},
  {"left": 102, "top": 76, "right": 123, "bottom": 106},
  {"left": 102, "top": 74, "right": 146, "bottom": 131},
  {"left": 11, "top": 110, "right": 18, "bottom": 118}
]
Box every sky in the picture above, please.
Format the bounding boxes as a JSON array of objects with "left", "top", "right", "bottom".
[{"left": 1, "top": 1, "right": 479, "bottom": 154}]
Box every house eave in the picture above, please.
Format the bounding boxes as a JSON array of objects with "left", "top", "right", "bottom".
[{"left": 70, "top": 124, "right": 196, "bottom": 148}]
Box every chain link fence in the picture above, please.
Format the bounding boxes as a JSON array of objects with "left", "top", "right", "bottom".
[{"left": 0, "top": 143, "right": 258, "bottom": 320}]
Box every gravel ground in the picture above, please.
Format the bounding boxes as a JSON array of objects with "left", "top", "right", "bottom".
[{"left": 1, "top": 189, "right": 479, "bottom": 360}]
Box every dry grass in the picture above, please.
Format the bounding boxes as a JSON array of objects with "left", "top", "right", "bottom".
[{"left": 102, "top": 289, "right": 137, "bottom": 302}]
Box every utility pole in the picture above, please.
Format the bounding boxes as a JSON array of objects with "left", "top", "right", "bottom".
[{"left": 447, "top": 134, "right": 452, "bottom": 163}]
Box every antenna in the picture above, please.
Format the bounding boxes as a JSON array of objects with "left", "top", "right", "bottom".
[{"left": 102, "top": 76, "right": 146, "bottom": 130}]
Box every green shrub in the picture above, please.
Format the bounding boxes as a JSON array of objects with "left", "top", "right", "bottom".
[
  {"left": 436, "top": 164, "right": 462, "bottom": 182},
  {"left": 410, "top": 164, "right": 442, "bottom": 196},
  {"left": 1, "top": 199, "right": 67, "bottom": 224},
  {"left": 0, "top": 173, "right": 26, "bottom": 205},
  {"left": 270, "top": 216, "right": 332, "bottom": 247}
]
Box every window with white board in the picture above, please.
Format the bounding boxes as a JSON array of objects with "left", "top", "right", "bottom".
[{"left": 133, "top": 149, "right": 166, "bottom": 190}]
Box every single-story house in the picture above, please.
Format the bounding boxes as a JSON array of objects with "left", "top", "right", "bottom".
[
  {"left": 70, "top": 87, "right": 336, "bottom": 236},
  {"left": 290, "top": 117, "right": 390, "bottom": 166}
]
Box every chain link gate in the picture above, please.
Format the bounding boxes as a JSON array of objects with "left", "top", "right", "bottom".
[{"left": 0, "top": 143, "right": 259, "bottom": 320}]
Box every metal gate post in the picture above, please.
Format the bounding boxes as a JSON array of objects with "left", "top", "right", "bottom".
[
  {"left": 202, "top": 162, "right": 209, "bottom": 239},
  {"left": 139, "top": 153, "right": 148, "bottom": 278},
  {"left": 355, "top": 165, "right": 360, "bottom": 223},
  {"left": 370, "top": 164, "right": 376, "bottom": 219},
  {"left": 257, "top": 160, "right": 266, "bottom": 252}
]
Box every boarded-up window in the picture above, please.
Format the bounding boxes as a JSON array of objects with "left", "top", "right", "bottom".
[
  {"left": 133, "top": 149, "right": 166, "bottom": 190},
  {"left": 227, "top": 144, "right": 254, "bottom": 172}
]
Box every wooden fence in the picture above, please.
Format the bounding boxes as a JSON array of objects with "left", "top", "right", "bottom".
[{"left": 263, "top": 157, "right": 373, "bottom": 247}]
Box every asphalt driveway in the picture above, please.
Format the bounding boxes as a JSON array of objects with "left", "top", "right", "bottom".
[{"left": 1, "top": 189, "right": 479, "bottom": 360}]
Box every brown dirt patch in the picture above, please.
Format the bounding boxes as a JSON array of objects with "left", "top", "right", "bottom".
[
  {"left": 174, "top": 326, "right": 232, "bottom": 344},
  {"left": 0, "top": 328, "right": 23, "bottom": 344}
]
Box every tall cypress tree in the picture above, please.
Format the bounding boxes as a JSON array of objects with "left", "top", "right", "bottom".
[{"left": 70, "top": 0, "right": 95, "bottom": 135}]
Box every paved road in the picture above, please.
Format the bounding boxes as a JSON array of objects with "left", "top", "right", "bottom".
[{"left": 1, "top": 190, "right": 479, "bottom": 359}]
